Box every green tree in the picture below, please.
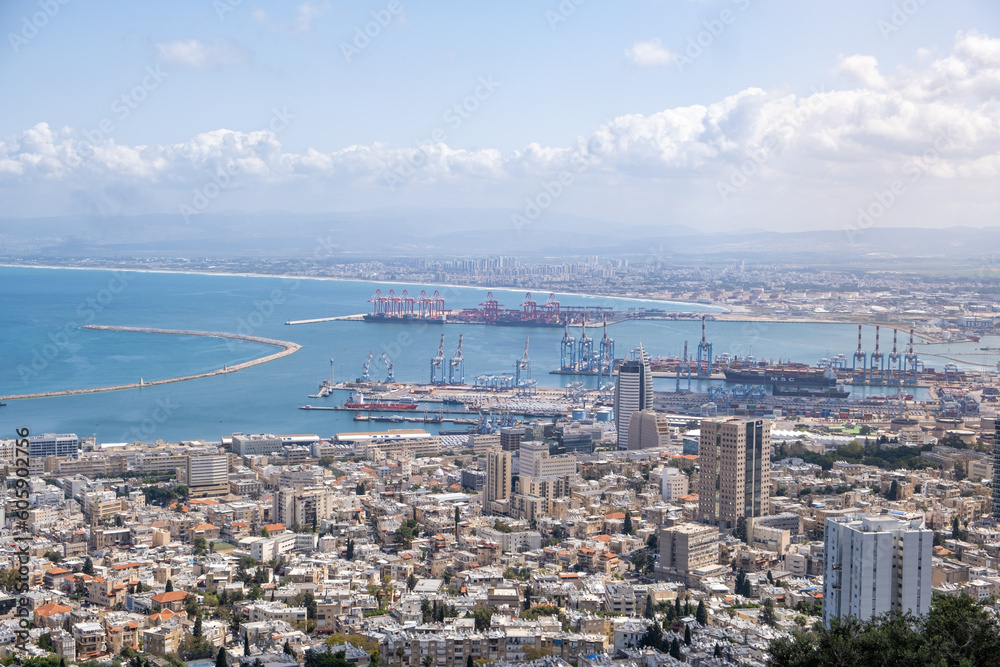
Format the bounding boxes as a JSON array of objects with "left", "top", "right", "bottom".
[
  {"left": 632, "top": 550, "right": 648, "bottom": 574},
  {"left": 407, "top": 573, "right": 418, "bottom": 591},
  {"left": 639, "top": 621, "right": 663, "bottom": 650},
  {"left": 37, "top": 633, "right": 54, "bottom": 652},
  {"left": 735, "top": 516, "right": 748, "bottom": 543},
  {"left": 644, "top": 594, "right": 654, "bottom": 619},
  {"left": 82, "top": 557, "right": 95, "bottom": 575},
  {"left": 44, "top": 551, "right": 62, "bottom": 563},
  {"left": 696, "top": 599, "right": 708, "bottom": 626},
  {"left": 284, "top": 641, "right": 294, "bottom": 656},
  {"left": 761, "top": 598, "right": 776, "bottom": 627},
  {"left": 216, "top": 647, "right": 227, "bottom": 667},
  {"left": 345, "top": 538, "right": 355, "bottom": 561},
  {"left": 669, "top": 638, "right": 681, "bottom": 660},
  {"left": 684, "top": 624, "right": 691, "bottom": 646},
  {"left": 194, "top": 615, "right": 203, "bottom": 638},
  {"left": 244, "top": 634, "right": 251, "bottom": 657},
  {"left": 954, "top": 460, "right": 966, "bottom": 481},
  {"left": 623, "top": 511, "right": 633, "bottom": 535},
  {"left": 887, "top": 480, "right": 899, "bottom": 501},
  {"left": 165, "top": 580, "right": 174, "bottom": 593},
  {"left": 194, "top": 537, "right": 208, "bottom": 555},
  {"left": 472, "top": 608, "right": 491, "bottom": 632}
]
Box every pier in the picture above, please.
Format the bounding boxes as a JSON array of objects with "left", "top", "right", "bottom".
[
  {"left": 286, "top": 314, "right": 365, "bottom": 325},
  {"left": 0, "top": 325, "right": 301, "bottom": 401}
]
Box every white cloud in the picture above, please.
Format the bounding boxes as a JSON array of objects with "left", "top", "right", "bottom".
[
  {"left": 5, "top": 31, "right": 1000, "bottom": 228},
  {"left": 625, "top": 39, "right": 678, "bottom": 67},
  {"left": 832, "top": 54, "right": 888, "bottom": 89},
  {"left": 154, "top": 38, "right": 250, "bottom": 68}
]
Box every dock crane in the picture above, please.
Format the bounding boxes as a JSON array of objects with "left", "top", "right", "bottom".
[
  {"left": 361, "top": 351, "right": 373, "bottom": 382},
  {"left": 515, "top": 337, "right": 537, "bottom": 395},
  {"left": 676, "top": 341, "right": 693, "bottom": 392},
  {"left": 598, "top": 316, "right": 615, "bottom": 383},
  {"left": 870, "top": 325, "right": 885, "bottom": 383},
  {"left": 852, "top": 325, "right": 867, "bottom": 383},
  {"left": 430, "top": 334, "right": 446, "bottom": 385},
  {"left": 887, "top": 329, "right": 902, "bottom": 385},
  {"left": 449, "top": 334, "right": 465, "bottom": 385},
  {"left": 578, "top": 320, "right": 594, "bottom": 373},
  {"left": 696, "top": 315, "right": 713, "bottom": 378},
  {"left": 560, "top": 323, "right": 577, "bottom": 372},
  {"left": 903, "top": 329, "right": 921, "bottom": 385},
  {"left": 380, "top": 353, "right": 395, "bottom": 383},
  {"left": 515, "top": 337, "right": 531, "bottom": 384}
]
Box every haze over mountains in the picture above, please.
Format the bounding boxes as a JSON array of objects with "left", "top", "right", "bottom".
[{"left": 1, "top": 210, "right": 998, "bottom": 264}]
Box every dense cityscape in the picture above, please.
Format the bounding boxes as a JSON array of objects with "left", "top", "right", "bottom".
[{"left": 6, "top": 1, "right": 1000, "bottom": 666}]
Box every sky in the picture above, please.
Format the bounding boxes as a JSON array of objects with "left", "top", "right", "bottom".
[{"left": 1, "top": 0, "right": 999, "bottom": 233}]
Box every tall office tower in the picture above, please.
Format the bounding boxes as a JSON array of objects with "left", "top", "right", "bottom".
[
  {"left": 993, "top": 420, "right": 1000, "bottom": 520},
  {"left": 698, "top": 417, "right": 771, "bottom": 531},
  {"left": 614, "top": 345, "right": 654, "bottom": 449},
  {"left": 484, "top": 450, "right": 511, "bottom": 514},
  {"left": 186, "top": 454, "right": 230, "bottom": 498},
  {"left": 823, "top": 514, "right": 932, "bottom": 626}
]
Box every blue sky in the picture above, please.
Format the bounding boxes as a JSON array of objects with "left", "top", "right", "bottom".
[{"left": 2, "top": 0, "right": 999, "bottom": 232}]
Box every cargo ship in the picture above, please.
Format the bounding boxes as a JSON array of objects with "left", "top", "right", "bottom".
[
  {"left": 772, "top": 386, "right": 851, "bottom": 399},
  {"left": 343, "top": 392, "right": 419, "bottom": 411},
  {"left": 723, "top": 364, "right": 837, "bottom": 387}
]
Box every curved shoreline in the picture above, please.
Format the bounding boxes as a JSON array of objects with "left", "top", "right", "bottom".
[{"left": 0, "top": 326, "right": 301, "bottom": 401}]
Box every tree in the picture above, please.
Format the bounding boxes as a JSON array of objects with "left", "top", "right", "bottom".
[
  {"left": 261, "top": 527, "right": 270, "bottom": 538},
  {"left": 44, "top": 551, "right": 62, "bottom": 563},
  {"left": 714, "top": 644, "right": 722, "bottom": 659},
  {"left": 767, "top": 594, "right": 1000, "bottom": 667},
  {"left": 887, "top": 480, "right": 900, "bottom": 501},
  {"left": 675, "top": 595, "right": 682, "bottom": 618},
  {"left": 165, "top": 580, "right": 174, "bottom": 593},
  {"left": 421, "top": 656, "right": 433, "bottom": 667},
  {"left": 345, "top": 538, "right": 355, "bottom": 561},
  {"left": 194, "top": 537, "right": 208, "bottom": 555},
  {"left": 761, "top": 598, "right": 776, "bottom": 627},
  {"left": 639, "top": 621, "right": 663, "bottom": 650},
  {"left": 523, "top": 586, "right": 532, "bottom": 611},
  {"left": 684, "top": 624, "right": 692, "bottom": 646},
  {"left": 623, "top": 511, "right": 633, "bottom": 535},
  {"left": 82, "top": 557, "right": 95, "bottom": 576},
  {"left": 244, "top": 634, "right": 251, "bottom": 657},
  {"left": 194, "top": 615, "right": 203, "bottom": 638},
  {"left": 466, "top": 656, "right": 473, "bottom": 667},
  {"left": 454, "top": 506, "right": 460, "bottom": 537},
  {"left": 953, "top": 516, "right": 965, "bottom": 541},
  {"left": 954, "top": 460, "right": 966, "bottom": 481},
  {"left": 669, "top": 638, "right": 681, "bottom": 660},
  {"left": 284, "top": 641, "right": 294, "bottom": 656},
  {"left": 216, "top": 647, "right": 227, "bottom": 667},
  {"left": 696, "top": 600, "right": 708, "bottom": 626},
  {"left": 472, "top": 608, "right": 491, "bottom": 632},
  {"left": 644, "top": 594, "right": 654, "bottom": 619},
  {"left": 735, "top": 516, "right": 748, "bottom": 543},
  {"left": 407, "top": 573, "right": 418, "bottom": 591},
  {"left": 37, "top": 633, "right": 54, "bottom": 652},
  {"left": 632, "top": 550, "right": 648, "bottom": 574}
]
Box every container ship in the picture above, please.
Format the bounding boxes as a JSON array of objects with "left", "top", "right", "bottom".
[
  {"left": 343, "top": 392, "right": 419, "bottom": 411},
  {"left": 723, "top": 364, "right": 837, "bottom": 387}
]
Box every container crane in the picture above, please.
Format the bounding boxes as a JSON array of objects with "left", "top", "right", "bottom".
[
  {"left": 887, "top": 329, "right": 902, "bottom": 385},
  {"left": 578, "top": 321, "right": 594, "bottom": 373},
  {"left": 696, "top": 315, "right": 713, "bottom": 378},
  {"left": 598, "top": 316, "right": 615, "bottom": 382},
  {"left": 870, "top": 325, "right": 885, "bottom": 383},
  {"left": 903, "top": 329, "right": 921, "bottom": 385},
  {"left": 449, "top": 334, "right": 465, "bottom": 385},
  {"left": 560, "top": 323, "right": 577, "bottom": 372},
  {"left": 852, "top": 325, "right": 867, "bottom": 383},
  {"left": 676, "top": 341, "right": 693, "bottom": 392}
]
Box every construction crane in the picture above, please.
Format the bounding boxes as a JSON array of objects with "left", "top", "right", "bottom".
[
  {"left": 430, "top": 334, "right": 446, "bottom": 385},
  {"left": 380, "top": 353, "right": 395, "bottom": 383},
  {"left": 449, "top": 334, "right": 465, "bottom": 385},
  {"left": 361, "top": 351, "right": 373, "bottom": 382},
  {"left": 696, "top": 315, "right": 713, "bottom": 378}
]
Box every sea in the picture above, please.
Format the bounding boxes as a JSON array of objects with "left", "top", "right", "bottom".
[{"left": 0, "top": 266, "right": 992, "bottom": 443}]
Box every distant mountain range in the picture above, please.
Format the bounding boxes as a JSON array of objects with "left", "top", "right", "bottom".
[{"left": 1, "top": 209, "right": 998, "bottom": 263}]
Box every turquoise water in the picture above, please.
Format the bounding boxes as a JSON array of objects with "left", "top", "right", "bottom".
[{"left": 0, "top": 266, "right": 971, "bottom": 443}]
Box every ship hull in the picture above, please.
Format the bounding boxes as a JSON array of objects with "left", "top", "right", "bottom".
[{"left": 724, "top": 369, "right": 835, "bottom": 387}]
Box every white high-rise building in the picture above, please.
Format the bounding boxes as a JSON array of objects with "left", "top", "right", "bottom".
[
  {"left": 823, "top": 514, "right": 932, "bottom": 626},
  {"left": 484, "top": 450, "right": 511, "bottom": 514},
  {"left": 614, "top": 345, "right": 653, "bottom": 450}
]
